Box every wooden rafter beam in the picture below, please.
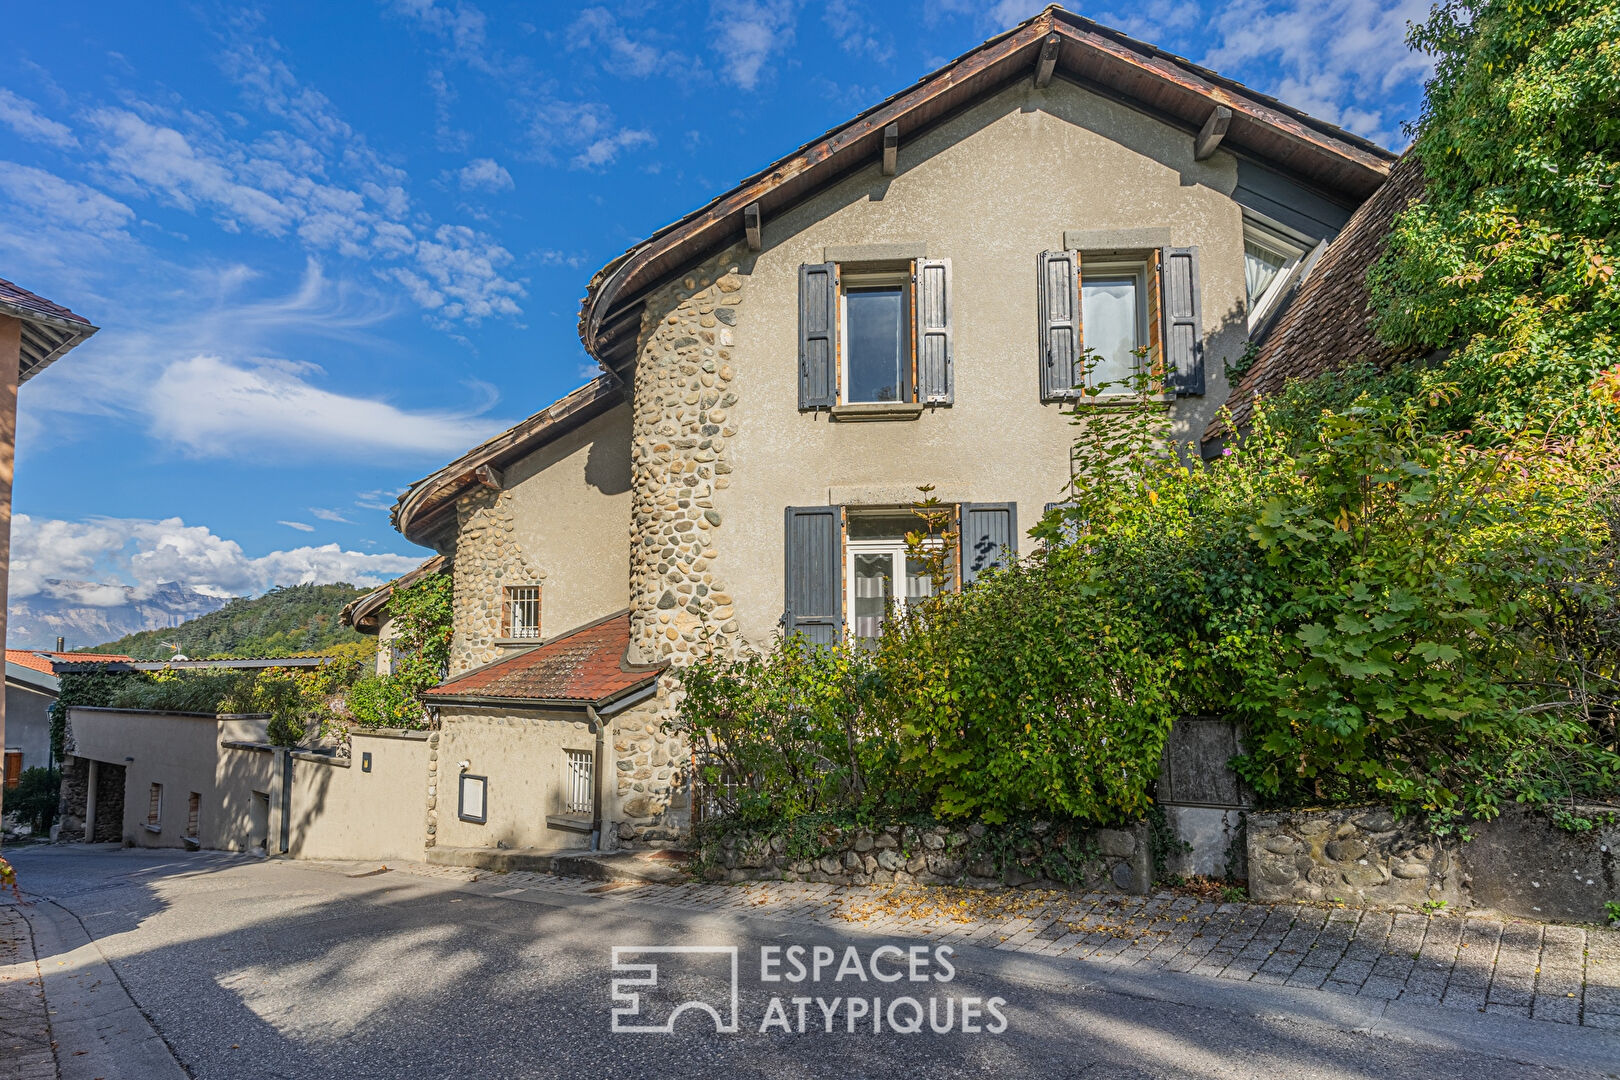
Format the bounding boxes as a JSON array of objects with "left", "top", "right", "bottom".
[
  {"left": 744, "top": 202, "right": 762, "bottom": 251},
  {"left": 881, "top": 123, "right": 899, "bottom": 176},
  {"left": 1033, "top": 33, "right": 1060, "bottom": 88},
  {"left": 1194, "top": 105, "right": 1232, "bottom": 160}
]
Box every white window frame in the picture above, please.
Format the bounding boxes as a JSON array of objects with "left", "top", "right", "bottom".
[
  {"left": 1079, "top": 257, "right": 1151, "bottom": 395},
  {"left": 837, "top": 266, "right": 912, "bottom": 406},
  {"left": 503, "top": 585, "right": 541, "bottom": 640},
  {"left": 844, "top": 515, "right": 946, "bottom": 641},
  {"left": 1243, "top": 218, "right": 1309, "bottom": 330}
]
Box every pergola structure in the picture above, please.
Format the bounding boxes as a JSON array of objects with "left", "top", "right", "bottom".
[{"left": 0, "top": 277, "right": 98, "bottom": 819}]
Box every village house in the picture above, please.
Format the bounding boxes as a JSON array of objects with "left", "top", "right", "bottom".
[{"left": 357, "top": 7, "right": 1400, "bottom": 860}]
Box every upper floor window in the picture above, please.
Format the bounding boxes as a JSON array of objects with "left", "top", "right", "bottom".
[
  {"left": 1040, "top": 247, "right": 1203, "bottom": 401},
  {"left": 1243, "top": 219, "right": 1308, "bottom": 330},
  {"left": 502, "top": 585, "right": 540, "bottom": 640},
  {"left": 798, "top": 259, "right": 953, "bottom": 411}
]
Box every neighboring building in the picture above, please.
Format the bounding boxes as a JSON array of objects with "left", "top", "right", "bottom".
[
  {"left": 3, "top": 650, "right": 130, "bottom": 789},
  {"left": 377, "top": 7, "right": 1400, "bottom": 854},
  {"left": 340, "top": 555, "right": 447, "bottom": 675},
  {"left": 0, "top": 279, "right": 98, "bottom": 814},
  {"left": 1204, "top": 152, "right": 1427, "bottom": 444}
]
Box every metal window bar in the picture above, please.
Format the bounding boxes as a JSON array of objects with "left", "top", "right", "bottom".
[
  {"left": 565, "top": 750, "right": 593, "bottom": 815},
  {"left": 506, "top": 586, "right": 540, "bottom": 639},
  {"left": 147, "top": 783, "right": 162, "bottom": 826},
  {"left": 186, "top": 792, "right": 200, "bottom": 838}
]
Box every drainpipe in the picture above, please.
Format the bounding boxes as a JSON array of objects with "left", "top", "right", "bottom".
[{"left": 586, "top": 704, "right": 605, "bottom": 851}]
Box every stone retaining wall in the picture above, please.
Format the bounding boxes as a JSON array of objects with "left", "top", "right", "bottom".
[
  {"left": 1248, "top": 804, "right": 1620, "bottom": 923},
  {"left": 701, "top": 820, "right": 1152, "bottom": 893}
]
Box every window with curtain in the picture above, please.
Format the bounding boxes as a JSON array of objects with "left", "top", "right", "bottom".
[
  {"left": 1081, "top": 266, "right": 1145, "bottom": 391},
  {"left": 846, "top": 512, "right": 941, "bottom": 640},
  {"left": 1243, "top": 221, "right": 1308, "bottom": 329}
]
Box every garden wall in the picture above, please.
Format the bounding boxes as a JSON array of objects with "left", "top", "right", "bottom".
[
  {"left": 701, "top": 820, "right": 1152, "bottom": 894},
  {"left": 1247, "top": 804, "right": 1620, "bottom": 923}
]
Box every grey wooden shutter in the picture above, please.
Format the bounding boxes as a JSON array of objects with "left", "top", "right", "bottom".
[
  {"left": 798, "top": 262, "right": 837, "bottom": 409},
  {"left": 915, "top": 258, "right": 953, "bottom": 403},
  {"left": 1160, "top": 247, "right": 1204, "bottom": 396},
  {"left": 1038, "top": 250, "right": 1080, "bottom": 401},
  {"left": 961, "top": 503, "right": 1018, "bottom": 585},
  {"left": 782, "top": 506, "right": 842, "bottom": 645}
]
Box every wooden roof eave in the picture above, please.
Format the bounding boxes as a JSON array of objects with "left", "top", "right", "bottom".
[{"left": 577, "top": 6, "right": 1396, "bottom": 364}]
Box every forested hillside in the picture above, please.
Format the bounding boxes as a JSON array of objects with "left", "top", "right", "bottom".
[{"left": 89, "top": 583, "right": 370, "bottom": 659}]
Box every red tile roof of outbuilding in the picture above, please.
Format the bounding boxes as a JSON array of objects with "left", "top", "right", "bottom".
[
  {"left": 6, "top": 649, "right": 133, "bottom": 674},
  {"left": 423, "top": 611, "right": 663, "bottom": 708}
]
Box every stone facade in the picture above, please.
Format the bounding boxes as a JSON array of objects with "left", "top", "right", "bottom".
[
  {"left": 55, "top": 757, "right": 126, "bottom": 844},
  {"left": 449, "top": 489, "right": 546, "bottom": 675},
  {"left": 423, "top": 729, "right": 440, "bottom": 849},
  {"left": 1247, "top": 804, "right": 1620, "bottom": 923},
  {"left": 608, "top": 681, "right": 690, "bottom": 846},
  {"left": 626, "top": 248, "right": 746, "bottom": 666},
  {"left": 701, "top": 820, "right": 1152, "bottom": 893}
]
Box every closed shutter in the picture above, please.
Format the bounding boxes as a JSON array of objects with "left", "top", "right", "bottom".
[
  {"left": 914, "top": 258, "right": 953, "bottom": 403},
  {"left": 782, "top": 506, "right": 842, "bottom": 645},
  {"left": 1038, "top": 250, "right": 1081, "bottom": 401},
  {"left": 1159, "top": 247, "right": 1204, "bottom": 396},
  {"left": 961, "top": 503, "right": 1018, "bottom": 585},
  {"left": 798, "top": 262, "right": 837, "bottom": 408}
]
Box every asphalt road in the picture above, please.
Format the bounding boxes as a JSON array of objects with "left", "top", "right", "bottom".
[{"left": 6, "top": 846, "right": 1617, "bottom": 1080}]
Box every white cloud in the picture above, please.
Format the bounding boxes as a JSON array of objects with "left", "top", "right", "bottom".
[
  {"left": 11, "top": 513, "right": 422, "bottom": 601},
  {"left": 309, "top": 507, "right": 354, "bottom": 523},
  {"left": 353, "top": 489, "right": 402, "bottom": 512},
  {"left": 708, "top": 0, "right": 799, "bottom": 91},
  {"left": 567, "top": 8, "right": 698, "bottom": 78},
  {"left": 278, "top": 520, "right": 315, "bottom": 531},
  {"left": 571, "top": 128, "right": 656, "bottom": 170},
  {"left": 456, "top": 157, "right": 513, "bottom": 191},
  {"left": 144, "top": 352, "right": 510, "bottom": 461},
  {"left": 823, "top": 0, "right": 893, "bottom": 62},
  {"left": 0, "top": 163, "right": 135, "bottom": 240},
  {"left": 0, "top": 88, "right": 77, "bottom": 148}
]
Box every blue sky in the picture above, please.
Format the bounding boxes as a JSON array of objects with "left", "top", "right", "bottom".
[{"left": 0, "top": 0, "right": 1432, "bottom": 612}]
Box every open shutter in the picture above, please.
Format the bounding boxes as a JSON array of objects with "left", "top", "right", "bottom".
[
  {"left": 1159, "top": 247, "right": 1204, "bottom": 395},
  {"left": 914, "top": 258, "right": 953, "bottom": 403},
  {"left": 782, "top": 506, "right": 842, "bottom": 645},
  {"left": 1038, "top": 250, "right": 1081, "bottom": 401},
  {"left": 798, "top": 262, "right": 837, "bottom": 409},
  {"left": 961, "top": 503, "right": 1018, "bottom": 585}
]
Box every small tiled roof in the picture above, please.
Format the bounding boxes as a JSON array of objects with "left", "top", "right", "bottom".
[
  {"left": 340, "top": 555, "right": 448, "bottom": 632},
  {"left": 0, "top": 276, "right": 99, "bottom": 383},
  {"left": 424, "top": 611, "right": 663, "bottom": 709},
  {"left": 1205, "top": 153, "right": 1426, "bottom": 442},
  {"left": 5, "top": 649, "right": 132, "bottom": 674}
]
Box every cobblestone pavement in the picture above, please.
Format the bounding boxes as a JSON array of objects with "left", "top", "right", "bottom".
[
  {"left": 381, "top": 860, "right": 1620, "bottom": 1031},
  {"left": 0, "top": 903, "right": 54, "bottom": 1080}
]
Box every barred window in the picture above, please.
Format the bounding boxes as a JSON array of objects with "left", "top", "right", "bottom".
[
  {"left": 186, "top": 792, "right": 200, "bottom": 838},
  {"left": 565, "top": 750, "right": 593, "bottom": 816},
  {"left": 147, "top": 783, "right": 163, "bottom": 829},
  {"left": 503, "top": 585, "right": 540, "bottom": 639}
]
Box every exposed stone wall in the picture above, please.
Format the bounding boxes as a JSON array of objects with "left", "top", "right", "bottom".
[
  {"left": 1248, "top": 804, "right": 1620, "bottom": 923},
  {"left": 608, "top": 680, "right": 690, "bottom": 847},
  {"left": 423, "top": 729, "right": 440, "bottom": 849},
  {"left": 627, "top": 248, "right": 746, "bottom": 665},
  {"left": 449, "top": 488, "right": 547, "bottom": 674},
  {"left": 54, "top": 757, "right": 126, "bottom": 843},
  {"left": 701, "top": 820, "right": 1152, "bottom": 894}
]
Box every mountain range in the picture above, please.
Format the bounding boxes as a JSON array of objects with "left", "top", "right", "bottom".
[{"left": 8, "top": 580, "right": 229, "bottom": 652}]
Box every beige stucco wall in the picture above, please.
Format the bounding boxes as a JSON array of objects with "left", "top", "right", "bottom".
[
  {"left": 284, "top": 731, "right": 428, "bottom": 862},
  {"left": 684, "top": 77, "right": 1259, "bottom": 647},
  {"left": 67, "top": 708, "right": 273, "bottom": 851},
  {"left": 447, "top": 402, "right": 632, "bottom": 673},
  {"left": 433, "top": 709, "right": 599, "bottom": 852}
]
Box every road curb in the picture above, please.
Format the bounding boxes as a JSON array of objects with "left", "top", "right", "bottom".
[{"left": 17, "top": 896, "right": 187, "bottom": 1080}]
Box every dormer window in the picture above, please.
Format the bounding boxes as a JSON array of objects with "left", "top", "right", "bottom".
[{"left": 1243, "top": 219, "right": 1309, "bottom": 330}]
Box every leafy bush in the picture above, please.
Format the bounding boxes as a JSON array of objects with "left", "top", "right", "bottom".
[
  {"left": 8, "top": 767, "right": 59, "bottom": 833},
  {"left": 1368, "top": 0, "right": 1620, "bottom": 436},
  {"left": 342, "top": 571, "right": 451, "bottom": 730}
]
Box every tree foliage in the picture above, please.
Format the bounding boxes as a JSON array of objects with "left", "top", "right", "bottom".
[
  {"left": 344, "top": 572, "right": 452, "bottom": 730},
  {"left": 1368, "top": 0, "right": 1620, "bottom": 434},
  {"left": 89, "top": 583, "right": 371, "bottom": 660}
]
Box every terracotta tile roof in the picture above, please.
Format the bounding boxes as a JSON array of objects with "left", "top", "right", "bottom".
[
  {"left": 424, "top": 611, "right": 663, "bottom": 708},
  {"left": 340, "top": 554, "right": 448, "bottom": 632},
  {"left": 0, "top": 275, "right": 100, "bottom": 383},
  {"left": 5, "top": 650, "right": 133, "bottom": 674},
  {"left": 0, "top": 278, "right": 93, "bottom": 327},
  {"left": 1205, "top": 153, "right": 1427, "bottom": 442}
]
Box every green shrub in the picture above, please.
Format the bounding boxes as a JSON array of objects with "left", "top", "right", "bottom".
[{"left": 8, "top": 767, "right": 59, "bottom": 834}]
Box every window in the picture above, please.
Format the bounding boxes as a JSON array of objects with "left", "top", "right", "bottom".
[
  {"left": 1039, "top": 247, "right": 1204, "bottom": 400},
  {"left": 147, "top": 783, "right": 163, "bottom": 831},
  {"left": 186, "top": 792, "right": 200, "bottom": 839},
  {"left": 1080, "top": 259, "right": 1149, "bottom": 392},
  {"left": 845, "top": 513, "right": 942, "bottom": 641},
  {"left": 502, "top": 585, "right": 540, "bottom": 640},
  {"left": 565, "top": 750, "right": 593, "bottom": 816},
  {"left": 1243, "top": 219, "right": 1308, "bottom": 329},
  {"left": 841, "top": 269, "right": 910, "bottom": 404},
  {"left": 798, "top": 259, "right": 953, "bottom": 410}
]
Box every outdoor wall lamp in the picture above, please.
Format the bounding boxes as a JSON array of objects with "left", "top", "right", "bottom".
[{"left": 457, "top": 760, "right": 470, "bottom": 771}]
